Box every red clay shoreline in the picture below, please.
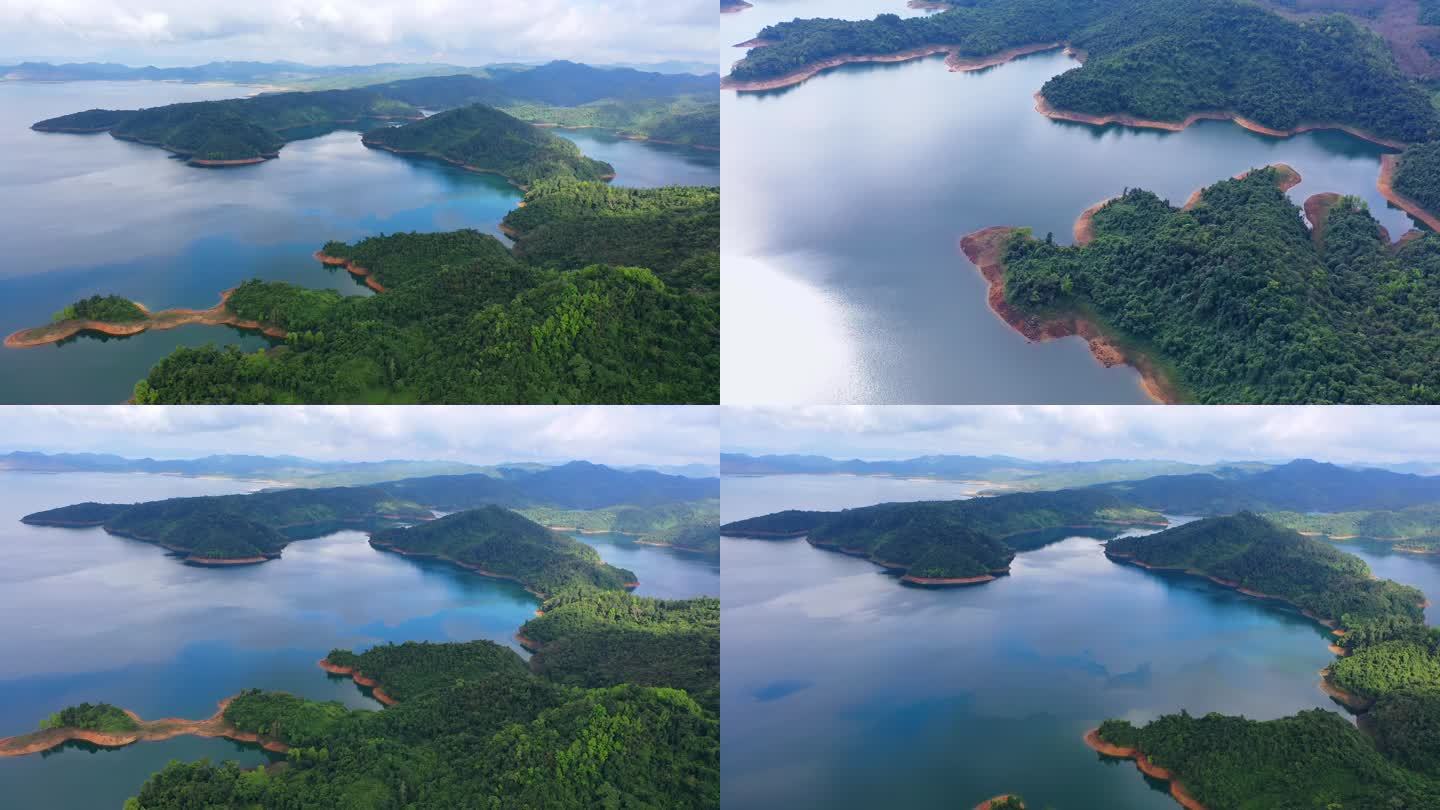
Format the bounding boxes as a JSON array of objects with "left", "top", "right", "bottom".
[
  {"left": 1033, "top": 91, "right": 1410, "bottom": 150},
  {"left": 317, "top": 659, "right": 399, "bottom": 706},
  {"left": 314, "top": 251, "right": 387, "bottom": 292},
  {"left": 1082, "top": 729, "right": 1207, "bottom": 810},
  {"left": 4, "top": 288, "right": 286, "bottom": 349},
  {"left": 1378, "top": 153, "right": 1440, "bottom": 232},
  {"left": 722, "top": 42, "right": 1064, "bottom": 92},
  {"left": 0, "top": 697, "right": 288, "bottom": 758}
]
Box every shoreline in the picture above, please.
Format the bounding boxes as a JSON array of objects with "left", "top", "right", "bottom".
[
  {"left": 105, "top": 525, "right": 282, "bottom": 566},
  {"left": 0, "top": 696, "right": 287, "bottom": 758},
  {"left": 901, "top": 573, "right": 997, "bottom": 586},
  {"left": 1082, "top": 729, "right": 1207, "bottom": 810},
  {"left": 1377, "top": 153, "right": 1440, "bottom": 233},
  {"left": 4, "top": 288, "right": 286, "bottom": 349},
  {"left": 975, "top": 796, "right": 1020, "bottom": 810},
  {"left": 314, "top": 250, "right": 387, "bottom": 292},
  {"left": 317, "top": 659, "right": 399, "bottom": 706},
  {"left": 958, "top": 226, "right": 1179, "bottom": 404},
  {"left": 1033, "top": 91, "right": 1409, "bottom": 150},
  {"left": 720, "top": 0, "right": 753, "bottom": 12},
  {"left": 360, "top": 138, "right": 541, "bottom": 191},
  {"left": 723, "top": 42, "right": 1063, "bottom": 93},
  {"left": 369, "top": 539, "right": 638, "bottom": 600}
]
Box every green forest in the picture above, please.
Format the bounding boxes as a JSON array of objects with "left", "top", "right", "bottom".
[
  {"left": 369, "top": 506, "right": 637, "bottom": 595},
  {"left": 1000, "top": 168, "right": 1440, "bottom": 403},
  {"left": 1105, "top": 512, "right": 1426, "bottom": 628},
  {"left": 729, "top": 0, "right": 1437, "bottom": 142},
  {"left": 1392, "top": 139, "right": 1440, "bottom": 216},
  {"left": 1099, "top": 511, "right": 1440, "bottom": 805},
  {"left": 721, "top": 489, "right": 1163, "bottom": 579},
  {"left": 520, "top": 589, "right": 720, "bottom": 712},
  {"left": 39, "top": 702, "right": 138, "bottom": 734},
  {"left": 131, "top": 181, "right": 718, "bottom": 404},
  {"left": 360, "top": 104, "right": 614, "bottom": 187},
  {"left": 373, "top": 461, "right": 718, "bottom": 511},
  {"left": 127, "top": 634, "right": 718, "bottom": 807},
  {"left": 52, "top": 295, "right": 146, "bottom": 324},
  {"left": 503, "top": 96, "right": 719, "bottom": 149}
]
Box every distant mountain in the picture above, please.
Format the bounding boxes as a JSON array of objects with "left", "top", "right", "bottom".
[
  {"left": 1093, "top": 460, "right": 1440, "bottom": 514},
  {"left": 378, "top": 461, "right": 719, "bottom": 511},
  {"left": 719, "top": 453, "right": 1241, "bottom": 489}
]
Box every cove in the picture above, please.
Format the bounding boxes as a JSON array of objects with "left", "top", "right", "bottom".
[
  {"left": 722, "top": 3, "right": 1419, "bottom": 404},
  {"left": 0, "top": 470, "right": 717, "bottom": 807},
  {"left": 719, "top": 474, "right": 1435, "bottom": 809},
  {"left": 0, "top": 81, "right": 718, "bottom": 403}
]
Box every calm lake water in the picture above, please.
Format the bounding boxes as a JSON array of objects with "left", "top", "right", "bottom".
[
  {"left": 570, "top": 530, "right": 720, "bottom": 599},
  {"left": 722, "top": 3, "right": 1418, "bottom": 404},
  {"left": 0, "top": 81, "right": 718, "bottom": 404},
  {"left": 720, "top": 474, "right": 1440, "bottom": 809},
  {"left": 0, "top": 470, "right": 716, "bottom": 807}
]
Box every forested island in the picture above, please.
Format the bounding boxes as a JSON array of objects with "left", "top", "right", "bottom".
[
  {"left": 967, "top": 167, "right": 1440, "bottom": 404},
  {"left": 1095, "top": 512, "right": 1440, "bottom": 807},
  {"left": 24, "top": 486, "right": 431, "bottom": 563},
  {"left": 721, "top": 489, "right": 1165, "bottom": 584},
  {"left": 32, "top": 61, "right": 718, "bottom": 166},
  {"left": 725, "top": 0, "right": 1437, "bottom": 145},
  {"left": 369, "top": 505, "right": 638, "bottom": 596},
  {"left": 116, "top": 179, "right": 717, "bottom": 404},
  {"left": 360, "top": 104, "right": 614, "bottom": 188}
]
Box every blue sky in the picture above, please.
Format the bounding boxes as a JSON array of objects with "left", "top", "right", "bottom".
[
  {"left": 0, "top": 405, "right": 718, "bottom": 467},
  {"left": 723, "top": 406, "right": 1440, "bottom": 467},
  {"left": 0, "top": 0, "right": 715, "bottom": 68}
]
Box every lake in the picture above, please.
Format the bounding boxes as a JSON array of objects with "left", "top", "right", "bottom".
[
  {"left": 0, "top": 470, "right": 717, "bottom": 807},
  {"left": 721, "top": 3, "right": 1418, "bottom": 404},
  {"left": 720, "top": 474, "right": 1440, "bottom": 809},
  {"left": 0, "top": 81, "right": 719, "bottom": 404}
]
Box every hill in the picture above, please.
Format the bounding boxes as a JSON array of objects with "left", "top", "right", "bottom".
[
  {"left": 988, "top": 169, "right": 1440, "bottom": 403},
  {"left": 1265, "top": 504, "right": 1440, "bottom": 551},
  {"left": 722, "top": 490, "right": 1165, "bottom": 582},
  {"left": 1094, "top": 460, "right": 1440, "bottom": 514},
  {"left": 368, "top": 505, "right": 637, "bottom": 596},
  {"left": 360, "top": 104, "right": 614, "bottom": 187}
]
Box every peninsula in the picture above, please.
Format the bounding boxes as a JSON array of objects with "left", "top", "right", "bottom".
[
  {"left": 963, "top": 167, "right": 1440, "bottom": 404},
  {"left": 360, "top": 103, "right": 615, "bottom": 189},
  {"left": 724, "top": 0, "right": 1437, "bottom": 144},
  {"left": 0, "top": 696, "right": 287, "bottom": 758},
  {"left": 24, "top": 485, "right": 431, "bottom": 563},
  {"left": 368, "top": 505, "right": 639, "bottom": 597},
  {"left": 721, "top": 489, "right": 1165, "bottom": 584},
  {"left": 1095, "top": 512, "right": 1440, "bottom": 806},
  {"left": 4, "top": 289, "right": 285, "bottom": 349},
  {"left": 1266, "top": 504, "right": 1440, "bottom": 553}
]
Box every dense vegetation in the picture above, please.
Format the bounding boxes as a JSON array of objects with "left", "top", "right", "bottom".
[
  {"left": 516, "top": 498, "right": 718, "bottom": 535},
  {"left": 24, "top": 486, "right": 429, "bottom": 559},
  {"left": 722, "top": 489, "right": 1163, "bottom": 579},
  {"left": 1000, "top": 168, "right": 1440, "bottom": 403},
  {"left": 127, "top": 641, "right": 718, "bottom": 808},
  {"left": 1106, "top": 512, "right": 1426, "bottom": 627},
  {"left": 1094, "top": 710, "right": 1440, "bottom": 808},
  {"left": 133, "top": 181, "right": 718, "bottom": 404},
  {"left": 643, "top": 520, "right": 721, "bottom": 554},
  {"left": 503, "top": 178, "right": 720, "bottom": 293},
  {"left": 520, "top": 589, "right": 720, "bottom": 711},
  {"left": 360, "top": 104, "right": 614, "bottom": 187},
  {"left": 369, "top": 505, "right": 637, "bottom": 595},
  {"left": 52, "top": 295, "right": 146, "bottom": 323},
  {"left": 39, "top": 702, "right": 138, "bottom": 733},
  {"left": 1266, "top": 503, "right": 1440, "bottom": 550},
  {"left": 1391, "top": 139, "right": 1440, "bottom": 217},
  {"left": 730, "top": 0, "right": 1437, "bottom": 141},
  {"left": 372, "top": 62, "right": 716, "bottom": 109},
  {"left": 504, "top": 96, "right": 719, "bottom": 149}
]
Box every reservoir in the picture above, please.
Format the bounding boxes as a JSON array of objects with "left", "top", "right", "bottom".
[
  {"left": 720, "top": 474, "right": 1436, "bottom": 809},
  {"left": 0, "top": 470, "right": 717, "bottom": 807},
  {"left": 0, "top": 81, "right": 718, "bottom": 403},
  {"left": 721, "top": 3, "right": 1417, "bottom": 404}
]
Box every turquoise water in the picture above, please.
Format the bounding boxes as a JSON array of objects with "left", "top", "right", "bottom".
[
  {"left": 719, "top": 474, "right": 1431, "bottom": 809},
  {"left": 722, "top": 3, "right": 1417, "bottom": 403},
  {"left": 0, "top": 81, "right": 718, "bottom": 403},
  {"left": 0, "top": 470, "right": 717, "bottom": 807}
]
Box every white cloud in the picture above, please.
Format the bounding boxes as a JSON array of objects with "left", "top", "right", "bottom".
[
  {"left": 723, "top": 406, "right": 1440, "bottom": 467},
  {"left": 0, "top": 405, "right": 718, "bottom": 467},
  {"left": 0, "top": 0, "right": 715, "bottom": 66}
]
